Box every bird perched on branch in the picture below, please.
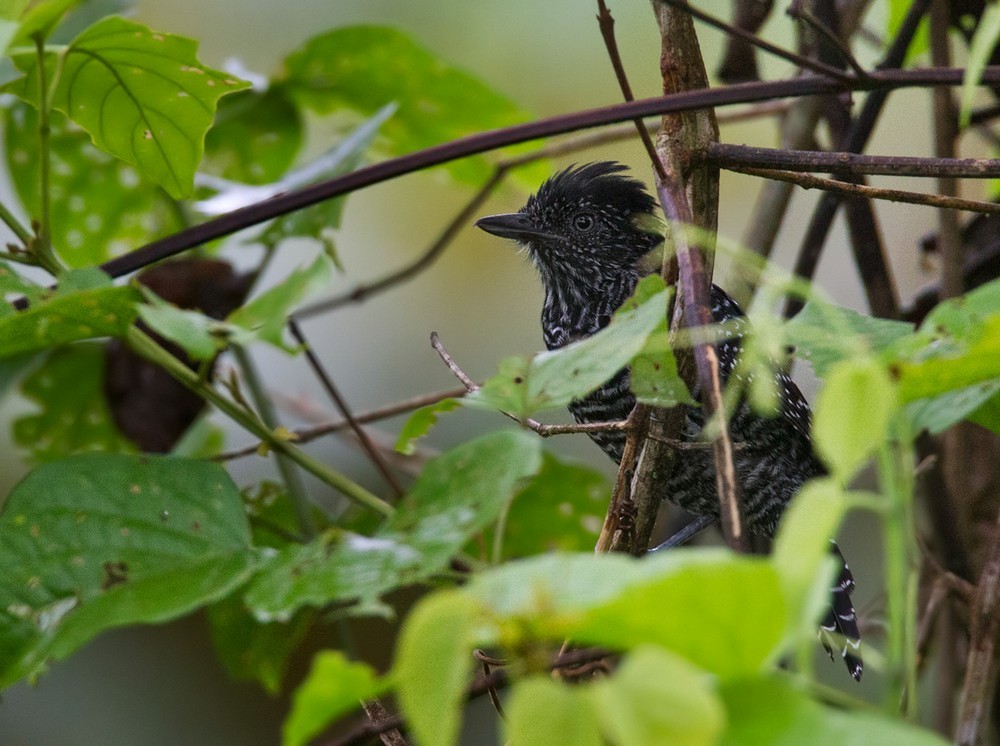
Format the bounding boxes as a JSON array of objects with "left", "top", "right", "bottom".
[{"left": 476, "top": 161, "right": 862, "bottom": 681}]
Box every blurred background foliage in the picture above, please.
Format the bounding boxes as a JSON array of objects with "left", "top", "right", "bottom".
[{"left": 0, "top": 0, "right": 992, "bottom": 743}]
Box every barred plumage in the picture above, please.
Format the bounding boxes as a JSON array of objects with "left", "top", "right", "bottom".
[{"left": 477, "top": 161, "right": 862, "bottom": 681}]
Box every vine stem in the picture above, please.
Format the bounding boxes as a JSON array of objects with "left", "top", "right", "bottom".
[
  {"left": 125, "top": 326, "right": 393, "bottom": 517},
  {"left": 31, "top": 35, "right": 61, "bottom": 276}
]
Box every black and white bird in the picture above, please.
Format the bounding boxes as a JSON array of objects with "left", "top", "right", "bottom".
[{"left": 476, "top": 161, "right": 862, "bottom": 681}]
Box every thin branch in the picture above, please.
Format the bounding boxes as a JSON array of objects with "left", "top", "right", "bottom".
[
  {"left": 96, "top": 66, "right": 1000, "bottom": 281},
  {"left": 232, "top": 346, "right": 317, "bottom": 538},
  {"left": 428, "top": 331, "right": 631, "bottom": 439},
  {"left": 727, "top": 165, "right": 1000, "bottom": 213},
  {"left": 657, "top": 176, "right": 748, "bottom": 552},
  {"left": 786, "top": 3, "right": 870, "bottom": 79},
  {"left": 657, "top": 0, "right": 856, "bottom": 82},
  {"left": 705, "top": 142, "right": 1000, "bottom": 177},
  {"left": 956, "top": 508, "right": 1000, "bottom": 746},
  {"left": 213, "top": 387, "right": 467, "bottom": 461},
  {"left": 288, "top": 319, "right": 405, "bottom": 499},
  {"left": 596, "top": 0, "right": 666, "bottom": 180},
  {"left": 361, "top": 698, "right": 408, "bottom": 746},
  {"left": 784, "top": 0, "right": 935, "bottom": 318}
]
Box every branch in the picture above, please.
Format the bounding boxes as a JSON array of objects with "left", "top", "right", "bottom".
[
  {"left": 96, "top": 66, "right": 1000, "bottom": 281},
  {"left": 727, "top": 165, "right": 1000, "bottom": 213},
  {"left": 705, "top": 142, "right": 1000, "bottom": 177}
]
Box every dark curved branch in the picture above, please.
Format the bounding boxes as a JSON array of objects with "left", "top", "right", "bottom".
[{"left": 99, "top": 66, "right": 1000, "bottom": 280}]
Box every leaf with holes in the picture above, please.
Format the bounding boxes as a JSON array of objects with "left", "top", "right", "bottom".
[
  {"left": 13, "top": 344, "right": 135, "bottom": 462},
  {"left": 8, "top": 17, "right": 250, "bottom": 198},
  {"left": 0, "top": 453, "right": 256, "bottom": 687},
  {"left": 5, "top": 102, "right": 185, "bottom": 267}
]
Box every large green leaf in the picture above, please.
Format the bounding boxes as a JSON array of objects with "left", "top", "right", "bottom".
[
  {"left": 468, "top": 278, "right": 670, "bottom": 418},
  {"left": 896, "top": 315, "right": 1000, "bottom": 402},
  {"left": 246, "top": 431, "right": 543, "bottom": 620},
  {"left": 5, "top": 102, "right": 185, "bottom": 267},
  {"left": 282, "top": 650, "right": 386, "bottom": 746},
  {"left": 9, "top": 17, "right": 250, "bottom": 198},
  {"left": 465, "top": 550, "right": 787, "bottom": 680},
  {"left": 280, "top": 25, "right": 543, "bottom": 186},
  {"left": 813, "top": 358, "right": 897, "bottom": 479},
  {"left": 506, "top": 676, "right": 603, "bottom": 746},
  {"left": 202, "top": 87, "right": 303, "bottom": 185},
  {"left": 0, "top": 453, "right": 255, "bottom": 686},
  {"left": 0, "top": 283, "right": 140, "bottom": 358},
  {"left": 13, "top": 343, "right": 135, "bottom": 462},
  {"left": 394, "top": 590, "right": 483, "bottom": 746},
  {"left": 494, "top": 452, "right": 609, "bottom": 558},
  {"left": 591, "top": 646, "right": 724, "bottom": 746},
  {"left": 784, "top": 301, "right": 912, "bottom": 377},
  {"left": 720, "top": 676, "right": 948, "bottom": 745},
  {"left": 207, "top": 596, "right": 313, "bottom": 695}
]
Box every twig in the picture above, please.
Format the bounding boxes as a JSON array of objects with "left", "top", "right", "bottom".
[
  {"left": 657, "top": 176, "right": 748, "bottom": 553},
  {"left": 289, "top": 319, "right": 405, "bottom": 499},
  {"left": 956, "top": 508, "right": 1000, "bottom": 745},
  {"left": 595, "top": 0, "right": 666, "bottom": 180},
  {"left": 657, "top": 0, "right": 856, "bottom": 83},
  {"left": 784, "top": 0, "right": 935, "bottom": 318},
  {"left": 727, "top": 166, "right": 1000, "bottom": 213},
  {"left": 786, "top": 3, "right": 870, "bottom": 79},
  {"left": 705, "top": 142, "right": 1000, "bottom": 177},
  {"left": 361, "top": 698, "right": 408, "bottom": 746},
  {"left": 428, "top": 331, "right": 630, "bottom": 439},
  {"left": 232, "top": 346, "right": 317, "bottom": 539}
]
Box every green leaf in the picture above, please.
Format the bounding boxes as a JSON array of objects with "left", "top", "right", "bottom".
[
  {"left": 0, "top": 283, "right": 140, "bottom": 357},
  {"left": 251, "top": 104, "right": 394, "bottom": 258},
  {"left": 467, "top": 551, "right": 787, "bottom": 680},
  {"left": 496, "top": 452, "right": 609, "bottom": 558},
  {"left": 207, "top": 595, "right": 313, "bottom": 695},
  {"left": 282, "top": 650, "right": 385, "bottom": 746},
  {"left": 959, "top": 3, "right": 1000, "bottom": 128},
  {"left": 9, "top": 17, "right": 250, "bottom": 198},
  {"left": 137, "top": 289, "right": 226, "bottom": 361},
  {"left": 280, "top": 25, "right": 540, "bottom": 187},
  {"left": 886, "top": 0, "right": 929, "bottom": 63},
  {"left": 0, "top": 259, "right": 45, "bottom": 305},
  {"left": 630, "top": 310, "right": 694, "bottom": 407},
  {"left": 969, "top": 388, "right": 1000, "bottom": 435},
  {"left": 227, "top": 255, "right": 334, "bottom": 352},
  {"left": 772, "top": 479, "right": 846, "bottom": 638},
  {"left": 896, "top": 315, "right": 1000, "bottom": 402},
  {"left": 13, "top": 343, "right": 135, "bottom": 462},
  {"left": 813, "top": 358, "right": 897, "bottom": 479},
  {"left": 785, "top": 301, "right": 912, "bottom": 377},
  {"left": 506, "top": 676, "right": 603, "bottom": 746},
  {"left": 394, "top": 590, "right": 482, "bottom": 746},
  {"left": 5, "top": 102, "right": 185, "bottom": 267},
  {"left": 246, "top": 431, "right": 543, "bottom": 619},
  {"left": 720, "top": 676, "right": 948, "bottom": 746},
  {"left": 0, "top": 453, "right": 255, "bottom": 686},
  {"left": 905, "top": 379, "right": 1000, "bottom": 434},
  {"left": 469, "top": 283, "right": 669, "bottom": 418},
  {"left": 394, "top": 398, "right": 461, "bottom": 455},
  {"left": 9, "top": 0, "right": 77, "bottom": 46},
  {"left": 202, "top": 87, "right": 303, "bottom": 185},
  {"left": 591, "top": 646, "right": 724, "bottom": 746}
]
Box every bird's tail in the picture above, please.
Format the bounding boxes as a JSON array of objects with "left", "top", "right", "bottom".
[{"left": 819, "top": 541, "right": 863, "bottom": 681}]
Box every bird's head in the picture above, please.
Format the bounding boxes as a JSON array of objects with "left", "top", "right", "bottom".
[{"left": 476, "top": 162, "right": 663, "bottom": 288}]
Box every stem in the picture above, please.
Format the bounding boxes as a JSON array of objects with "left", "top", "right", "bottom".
[
  {"left": 232, "top": 345, "right": 317, "bottom": 539},
  {"left": 879, "top": 419, "right": 918, "bottom": 717},
  {"left": 31, "top": 35, "right": 61, "bottom": 276},
  {"left": 125, "top": 326, "right": 393, "bottom": 517},
  {"left": 0, "top": 201, "right": 32, "bottom": 247}
]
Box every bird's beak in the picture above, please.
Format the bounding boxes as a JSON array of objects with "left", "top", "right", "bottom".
[{"left": 475, "top": 213, "right": 562, "bottom": 243}]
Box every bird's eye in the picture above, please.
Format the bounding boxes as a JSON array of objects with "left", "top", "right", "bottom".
[{"left": 573, "top": 213, "right": 596, "bottom": 232}]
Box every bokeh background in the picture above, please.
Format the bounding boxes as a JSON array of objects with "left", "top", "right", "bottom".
[{"left": 0, "top": 0, "right": 990, "bottom": 743}]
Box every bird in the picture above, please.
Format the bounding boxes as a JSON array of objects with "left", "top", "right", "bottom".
[{"left": 475, "top": 161, "right": 862, "bottom": 681}]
